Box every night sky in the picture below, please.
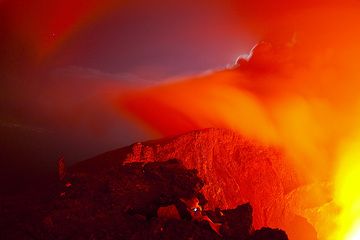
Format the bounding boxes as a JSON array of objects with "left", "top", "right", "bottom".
[{"left": 0, "top": 0, "right": 257, "bottom": 192}]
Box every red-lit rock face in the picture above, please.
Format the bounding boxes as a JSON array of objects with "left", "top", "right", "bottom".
[
  {"left": 124, "top": 128, "right": 300, "bottom": 229},
  {"left": 70, "top": 128, "right": 323, "bottom": 239},
  {"left": 2, "top": 128, "right": 321, "bottom": 239}
]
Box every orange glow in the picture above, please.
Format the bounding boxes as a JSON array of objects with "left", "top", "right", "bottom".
[
  {"left": 331, "top": 138, "right": 360, "bottom": 240},
  {"left": 115, "top": 3, "right": 360, "bottom": 240}
]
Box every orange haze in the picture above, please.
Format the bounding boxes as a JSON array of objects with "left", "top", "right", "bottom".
[{"left": 116, "top": 3, "right": 360, "bottom": 240}]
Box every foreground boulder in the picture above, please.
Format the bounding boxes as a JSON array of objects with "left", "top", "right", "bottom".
[
  {"left": 123, "top": 128, "right": 301, "bottom": 229},
  {"left": 72, "top": 128, "right": 317, "bottom": 239},
  {"left": 2, "top": 128, "right": 319, "bottom": 239},
  {"left": 2, "top": 157, "right": 288, "bottom": 240}
]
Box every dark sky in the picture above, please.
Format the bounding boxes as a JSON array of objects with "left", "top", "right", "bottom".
[
  {"left": 0, "top": 0, "right": 256, "bottom": 192},
  {"left": 56, "top": 1, "right": 255, "bottom": 77}
]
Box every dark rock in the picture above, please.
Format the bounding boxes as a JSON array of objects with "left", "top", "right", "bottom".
[
  {"left": 1, "top": 128, "right": 299, "bottom": 239},
  {"left": 249, "top": 227, "right": 289, "bottom": 240},
  {"left": 123, "top": 128, "right": 301, "bottom": 229},
  {"left": 220, "top": 203, "right": 254, "bottom": 240}
]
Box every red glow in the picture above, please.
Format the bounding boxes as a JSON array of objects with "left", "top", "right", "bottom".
[
  {"left": 116, "top": 3, "right": 360, "bottom": 240},
  {"left": 0, "top": 0, "right": 124, "bottom": 61}
]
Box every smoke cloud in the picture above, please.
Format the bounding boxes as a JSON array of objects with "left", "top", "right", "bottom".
[{"left": 117, "top": 3, "right": 360, "bottom": 239}]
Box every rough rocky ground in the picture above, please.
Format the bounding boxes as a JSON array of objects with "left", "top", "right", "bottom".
[
  {"left": 1, "top": 159, "right": 288, "bottom": 240},
  {"left": 1, "top": 128, "right": 323, "bottom": 239}
]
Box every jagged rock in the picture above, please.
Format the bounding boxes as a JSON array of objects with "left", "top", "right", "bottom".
[
  {"left": 157, "top": 205, "right": 181, "bottom": 219},
  {"left": 206, "top": 203, "right": 254, "bottom": 240},
  {"left": 249, "top": 227, "right": 288, "bottom": 240},
  {"left": 129, "top": 218, "right": 222, "bottom": 240},
  {"left": 70, "top": 128, "right": 310, "bottom": 238},
  {"left": 71, "top": 128, "right": 318, "bottom": 239},
  {"left": 284, "top": 182, "right": 334, "bottom": 240},
  {"left": 121, "top": 128, "right": 301, "bottom": 229},
  {"left": 2, "top": 128, "right": 310, "bottom": 239},
  {"left": 220, "top": 203, "right": 254, "bottom": 240},
  {"left": 2, "top": 154, "right": 287, "bottom": 240}
]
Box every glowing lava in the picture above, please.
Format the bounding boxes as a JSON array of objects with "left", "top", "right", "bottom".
[{"left": 332, "top": 139, "right": 360, "bottom": 240}]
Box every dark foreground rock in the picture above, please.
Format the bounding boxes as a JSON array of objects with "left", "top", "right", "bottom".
[
  {"left": 1, "top": 157, "right": 288, "bottom": 240},
  {"left": 249, "top": 228, "right": 288, "bottom": 240},
  {"left": 123, "top": 128, "right": 300, "bottom": 229}
]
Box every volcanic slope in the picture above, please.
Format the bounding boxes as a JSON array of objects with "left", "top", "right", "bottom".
[{"left": 73, "top": 128, "right": 301, "bottom": 229}]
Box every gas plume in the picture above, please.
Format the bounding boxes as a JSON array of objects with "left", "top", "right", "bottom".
[{"left": 117, "top": 3, "right": 360, "bottom": 240}]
